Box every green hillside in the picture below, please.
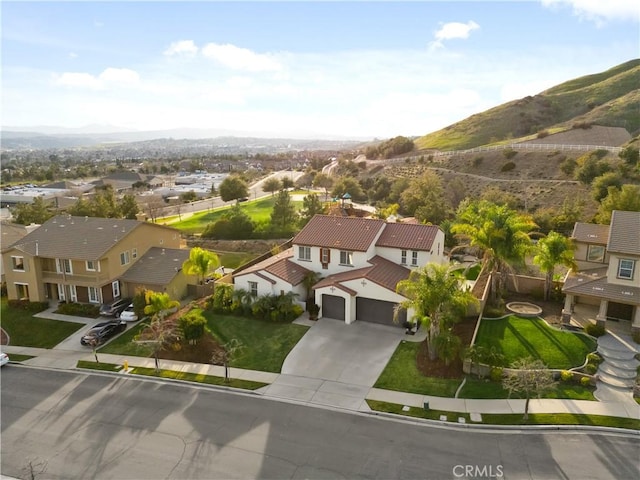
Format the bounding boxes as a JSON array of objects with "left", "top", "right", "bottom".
[{"left": 415, "top": 59, "right": 640, "bottom": 151}]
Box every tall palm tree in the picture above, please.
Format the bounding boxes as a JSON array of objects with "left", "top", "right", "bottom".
[
  {"left": 452, "top": 200, "right": 536, "bottom": 305},
  {"left": 182, "top": 247, "right": 220, "bottom": 285},
  {"left": 533, "top": 231, "right": 576, "bottom": 301},
  {"left": 396, "top": 263, "right": 479, "bottom": 361}
]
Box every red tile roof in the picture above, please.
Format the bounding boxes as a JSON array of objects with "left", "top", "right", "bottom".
[
  {"left": 375, "top": 222, "right": 440, "bottom": 251},
  {"left": 234, "top": 248, "right": 312, "bottom": 286},
  {"left": 293, "top": 215, "right": 385, "bottom": 252}
]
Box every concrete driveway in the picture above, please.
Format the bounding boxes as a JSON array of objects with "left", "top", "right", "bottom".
[{"left": 262, "top": 317, "right": 407, "bottom": 410}]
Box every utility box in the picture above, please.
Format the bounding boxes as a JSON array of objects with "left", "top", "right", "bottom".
[{"left": 423, "top": 401, "right": 430, "bottom": 411}]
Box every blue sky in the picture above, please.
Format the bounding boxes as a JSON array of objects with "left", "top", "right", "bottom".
[{"left": 2, "top": 1, "right": 639, "bottom": 139}]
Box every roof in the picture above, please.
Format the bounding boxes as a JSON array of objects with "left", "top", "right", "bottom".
[
  {"left": 563, "top": 267, "right": 640, "bottom": 306},
  {"left": 6, "top": 215, "right": 177, "bottom": 260},
  {"left": 375, "top": 222, "right": 441, "bottom": 251},
  {"left": 119, "top": 247, "right": 190, "bottom": 286},
  {"left": 608, "top": 210, "right": 640, "bottom": 256},
  {"left": 571, "top": 222, "right": 610, "bottom": 244},
  {"left": 292, "top": 215, "right": 385, "bottom": 252},
  {"left": 234, "top": 248, "right": 312, "bottom": 286},
  {"left": 1, "top": 223, "right": 32, "bottom": 252},
  {"left": 313, "top": 255, "right": 410, "bottom": 294}
]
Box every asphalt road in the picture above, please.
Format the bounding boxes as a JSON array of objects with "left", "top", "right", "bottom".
[{"left": 2, "top": 367, "right": 638, "bottom": 480}]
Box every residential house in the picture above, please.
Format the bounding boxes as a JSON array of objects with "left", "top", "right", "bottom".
[
  {"left": 1, "top": 222, "right": 40, "bottom": 285},
  {"left": 92, "top": 171, "right": 165, "bottom": 192},
  {"left": 2, "top": 215, "right": 182, "bottom": 304},
  {"left": 233, "top": 215, "right": 446, "bottom": 326},
  {"left": 562, "top": 210, "right": 640, "bottom": 335}
]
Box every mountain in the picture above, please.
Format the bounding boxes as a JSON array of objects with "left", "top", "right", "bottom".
[{"left": 415, "top": 59, "right": 640, "bottom": 151}]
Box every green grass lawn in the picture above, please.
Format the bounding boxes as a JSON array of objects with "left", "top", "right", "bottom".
[
  {"left": 1, "top": 299, "right": 83, "bottom": 348},
  {"left": 204, "top": 312, "right": 309, "bottom": 372},
  {"left": 475, "top": 315, "right": 596, "bottom": 369},
  {"left": 459, "top": 378, "right": 595, "bottom": 400},
  {"left": 217, "top": 251, "right": 260, "bottom": 269},
  {"left": 98, "top": 322, "right": 149, "bottom": 356},
  {"left": 131, "top": 366, "right": 267, "bottom": 390},
  {"left": 6, "top": 353, "right": 35, "bottom": 362}
]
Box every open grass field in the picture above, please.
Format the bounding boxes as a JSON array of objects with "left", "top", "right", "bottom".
[{"left": 474, "top": 315, "right": 596, "bottom": 369}]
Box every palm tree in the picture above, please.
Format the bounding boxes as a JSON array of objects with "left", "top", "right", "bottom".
[
  {"left": 141, "top": 291, "right": 181, "bottom": 371},
  {"left": 452, "top": 200, "right": 536, "bottom": 305},
  {"left": 301, "top": 271, "right": 321, "bottom": 305},
  {"left": 396, "top": 263, "right": 479, "bottom": 361},
  {"left": 182, "top": 247, "right": 220, "bottom": 285},
  {"left": 533, "top": 231, "right": 576, "bottom": 301}
]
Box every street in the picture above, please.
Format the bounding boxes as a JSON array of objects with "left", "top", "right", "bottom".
[{"left": 2, "top": 367, "right": 638, "bottom": 479}]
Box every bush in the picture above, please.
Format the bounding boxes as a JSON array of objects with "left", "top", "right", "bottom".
[
  {"left": 7, "top": 299, "right": 49, "bottom": 313},
  {"left": 580, "top": 376, "right": 591, "bottom": 387},
  {"left": 179, "top": 308, "right": 207, "bottom": 344},
  {"left": 132, "top": 289, "right": 148, "bottom": 319},
  {"left": 490, "top": 367, "right": 504, "bottom": 382},
  {"left": 471, "top": 156, "right": 483, "bottom": 167},
  {"left": 536, "top": 130, "right": 549, "bottom": 139},
  {"left": 483, "top": 303, "right": 505, "bottom": 318},
  {"left": 503, "top": 149, "right": 518, "bottom": 160},
  {"left": 56, "top": 302, "right": 100, "bottom": 318},
  {"left": 560, "top": 370, "right": 573, "bottom": 382},
  {"left": 585, "top": 322, "right": 606, "bottom": 337},
  {"left": 500, "top": 161, "right": 516, "bottom": 172}
]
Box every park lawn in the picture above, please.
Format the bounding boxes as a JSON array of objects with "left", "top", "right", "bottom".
[
  {"left": 204, "top": 312, "right": 309, "bottom": 373},
  {"left": 459, "top": 378, "right": 596, "bottom": 400},
  {"left": 374, "top": 341, "right": 462, "bottom": 397},
  {"left": 1, "top": 299, "right": 83, "bottom": 348},
  {"left": 474, "top": 315, "right": 596, "bottom": 369}
]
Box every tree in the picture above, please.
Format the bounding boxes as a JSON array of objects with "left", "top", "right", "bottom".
[
  {"left": 502, "top": 357, "right": 556, "bottom": 420},
  {"left": 301, "top": 270, "right": 321, "bottom": 304},
  {"left": 331, "top": 176, "right": 366, "bottom": 203},
  {"left": 396, "top": 263, "right": 479, "bottom": 361},
  {"left": 120, "top": 194, "right": 139, "bottom": 219},
  {"left": 179, "top": 190, "right": 197, "bottom": 203},
  {"left": 179, "top": 308, "right": 207, "bottom": 345},
  {"left": 313, "top": 172, "right": 333, "bottom": 201},
  {"left": 591, "top": 172, "right": 623, "bottom": 201},
  {"left": 281, "top": 176, "right": 295, "bottom": 190},
  {"left": 619, "top": 146, "right": 639, "bottom": 167},
  {"left": 219, "top": 176, "right": 249, "bottom": 203},
  {"left": 13, "top": 197, "right": 55, "bottom": 225},
  {"left": 533, "top": 231, "right": 576, "bottom": 301},
  {"left": 262, "top": 177, "right": 282, "bottom": 196},
  {"left": 182, "top": 247, "right": 220, "bottom": 285},
  {"left": 595, "top": 184, "right": 640, "bottom": 223},
  {"left": 400, "top": 171, "right": 451, "bottom": 223},
  {"left": 211, "top": 338, "right": 244, "bottom": 383},
  {"left": 299, "top": 193, "right": 324, "bottom": 226},
  {"left": 270, "top": 189, "right": 298, "bottom": 233},
  {"left": 452, "top": 200, "right": 536, "bottom": 305},
  {"left": 139, "top": 291, "right": 181, "bottom": 371},
  {"left": 202, "top": 205, "right": 255, "bottom": 239}
]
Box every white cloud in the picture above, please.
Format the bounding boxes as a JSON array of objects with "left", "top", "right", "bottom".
[
  {"left": 541, "top": 0, "right": 640, "bottom": 24},
  {"left": 56, "top": 67, "right": 139, "bottom": 89},
  {"left": 201, "top": 43, "right": 282, "bottom": 71},
  {"left": 164, "top": 40, "right": 198, "bottom": 56},
  {"left": 56, "top": 72, "right": 101, "bottom": 89},
  {"left": 68, "top": 52, "right": 78, "bottom": 59},
  {"left": 429, "top": 21, "right": 480, "bottom": 50}
]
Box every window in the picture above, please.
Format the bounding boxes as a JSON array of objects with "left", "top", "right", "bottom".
[
  {"left": 618, "top": 259, "right": 635, "bottom": 280},
  {"left": 69, "top": 285, "right": 77, "bottom": 302},
  {"left": 86, "top": 260, "right": 100, "bottom": 272},
  {"left": 298, "top": 246, "right": 311, "bottom": 261},
  {"left": 401, "top": 250, "right": 407, "bottom": 265},
  {"left": 587, "top": 245, "right": 605, "bottom": 263},
  {"left": 321, "top": 248, "right": 330, "bottom": 264},
  {"left": 56, "top": 258, "right": 72, "bottom": 274},
  {"left": 112, "top": 281, "right": 120, "bottom": 299},
  {"left": 15, "top": 283, "right": 29, "bottom": 300},
  {"left": 248, "top": 281, "right": 258, "bottom": 297},
  {"left": 132, "top": 248, "right": 138, "bottom": 259},
  {"left": 339, "top": 250, "right": 353, "bottom": 266},
  {"left": 88, "top": 287, "right": 100, "bottom": 303},
  {"left": 120, "top": 251, "right": 130, "bottom": 266},
  {"left": 411, "top": 251, "right": 418, "bottom": 266},
  {"left": 57, "top": 283, "right": 65, "bottom": 301},
  {"left": 11, "top": 256, "right": 25, "bottom": 271}
]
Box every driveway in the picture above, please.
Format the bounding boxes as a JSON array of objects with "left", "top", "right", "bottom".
[{"left": 262, "top": 317, "right": 407, "bottom": 410}]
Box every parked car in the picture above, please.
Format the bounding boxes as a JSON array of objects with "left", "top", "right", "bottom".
[
  {"left": 99, "top": 298, "right": 132, "bottom": 317},
  {"left": 119, "top": 303, "right": 138, "bottom": 322},
  {"left": 0, "top": 352, "right": 9, "bottom": 367},
  {"left": 80, "top": 320, "right": 127, "bottom": 346}
]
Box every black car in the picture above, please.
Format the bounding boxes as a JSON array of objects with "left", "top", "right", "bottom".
[
  {"left": 99, "top": 298, "right": 132, "bottom": 317},
  {"left": 80, "top": 320, "right": 127, "bottom": 346}
]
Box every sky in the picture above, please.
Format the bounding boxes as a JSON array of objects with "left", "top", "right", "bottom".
[{"left": 2, "top": 0, "right": 639, "bottom": 140}]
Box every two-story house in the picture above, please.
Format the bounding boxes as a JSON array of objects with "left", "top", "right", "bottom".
[
  {"left": 2, "top": 215, "right": 182, "bottom": 305},
  {"left": 233, "top": 215, "right": 446, "bottom": 327},
  {"left": 562, "top": 210, "right": 640, "bottom": 335}
]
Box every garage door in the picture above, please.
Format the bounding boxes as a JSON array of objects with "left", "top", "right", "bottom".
[
  {"left": 356, "top": 297, "right": 405, "bottom": 327},
  {"left": 607, "top": 302, "right": 633, "bottom": 321},
  {"left": 322, "top": 294, "right": 345, "bottom": 321}
]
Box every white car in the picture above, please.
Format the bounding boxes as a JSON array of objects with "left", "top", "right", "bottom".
[
  {"left": 119, "top": 303, "right": 138, "bottom": 322},
  {"left": 0, "top": 352, "right": 9, "bottom": 367}
]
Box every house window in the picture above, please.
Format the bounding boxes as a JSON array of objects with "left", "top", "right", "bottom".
[
  {"left": 88, "top": 287, "right": 100, "bottom": 303},
  {"left": 298, "top": 246, "right": 311, "bottom": 261},
  {"left": 112, "top": 281, "right": 120, "bottom": 299},
  {"left": 411, "top": 251, "right": 418, "bottom": 266},
  {"left": 587, "top": 245, "right": 605, "bottom": 263},
  {"left": 57, "top": 283, "right": 65, "bottom": 301},
  {"left": 15, "top": 283, "right": 29, "bottom": 300},
  {"left": 120, "top": 251, "right": 130, "bottom": 266},
  {"left": 86, "top": 260, "right": 100, "bottom": 272},
  {"left": 321, "top": 248, "right": 330, "bottom": 264},
  {"left": 11, "top": 256, "right": 25, "bottom": 271},
  {"left": 401, "top": 250, "right": 407, "bottom": 265},
  {"left": 56, "top": 258, "right": 73, "bottom": 274},
  {"left": 69, "top": 285, "right": 78, "bottom": 302},
  {"left": 339, "top": 250, "right": 353, "bottom": 266},
  {"left": 618, "top": 259, "right": 635, "bottom": 280},
  {"left": 248, "top": 281, "right": 258, "bottom": 297},
  {"left": 132, "top": 248, "right": 138, "bottom": 259}
]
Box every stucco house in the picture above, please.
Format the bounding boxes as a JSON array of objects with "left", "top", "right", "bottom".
[
  {"left": 233, "top": 215, "right": 446, "bottom": 327},
  {"left": 562, "top": 210, "right": 640, "bottom": 335},
  {"left": 2, "top": 215, "right": 183, "bottom": 304}
]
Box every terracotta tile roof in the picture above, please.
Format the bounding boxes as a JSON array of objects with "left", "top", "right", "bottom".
[
  {"left": 234, "top": 248, "right": 312, "bottom": 286},
  {"left": 571, "top": 222, "right": 610, "bottom": 244},
  {"left": 313, "top": 255, "right": 410, "bottom": 294},
  {"left": 292, "top": 215, "right": 385, "bottom": 252},
  {"left": 375, "top": 222, "right": 441, "bottom": 251},
  {"left": 608, "top": 210, "right": 640, "bottom": 256},
  {"left": 119, "top": 247, "right": 190, "bottom": 286},
  {"left": 563, "top": 267, "right": 640, "bottom": 306}
]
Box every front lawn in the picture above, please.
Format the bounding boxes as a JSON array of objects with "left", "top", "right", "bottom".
[
  {"left": 1, "top": 299, "right": 83, "bottom": 348},
  {"left": 98, "top": 322, "right": 149, "bottom": 356},
  {"left": 459, "top": 377, "right": 595, "bottom": 400},
  {"left": 474, "top": 315, "right": 596, "bottom": 369}
]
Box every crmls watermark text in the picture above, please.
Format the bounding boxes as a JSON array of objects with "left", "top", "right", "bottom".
[{"left": 453, "top": 464, "right": 504, "bottom": 478}]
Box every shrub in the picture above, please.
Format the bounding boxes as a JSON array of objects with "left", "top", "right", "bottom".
[
  {"left": 490, "top": 367, "right": 504, "bottom": 382},
  {"left": 572, "top": 122, "right": 592, "bottom": 130},
  {"left": 500, "top": 161, "right": 516, "bottom": 172},
  {"left": 132, "top": 288, "right": 148, "bottom": 319},
  {"left": 560, "top": 158, "right": 577, "bottom": 175},
  {"left": 503, "top": 149, "right": 518, "bottom": 159},
  {"left": 585, "top": 323, "right": 606, "bottom": 337},
  {"left": 179, "top": 308, "right": 207, "bottom": 344},
  {"left": 7, "top": 299, "right": 49, "bottom": 313},
  {"left": 560, "top": 370, "right": 573, "bottom": 382},
  {"left": 483, "top": 303, "right": 505, "bottom": 318},
  {"left": 471, "top": 156, "right": 483, "bottom": 167},
  {"left": 580, "top": 376, "right": 591, "bottom": 387},
  {"left": 537, "top": 130, "right": 549, "bottom": 139},
  {"left": 56, "top": 302, "right": 100, "bottom": 318}
]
